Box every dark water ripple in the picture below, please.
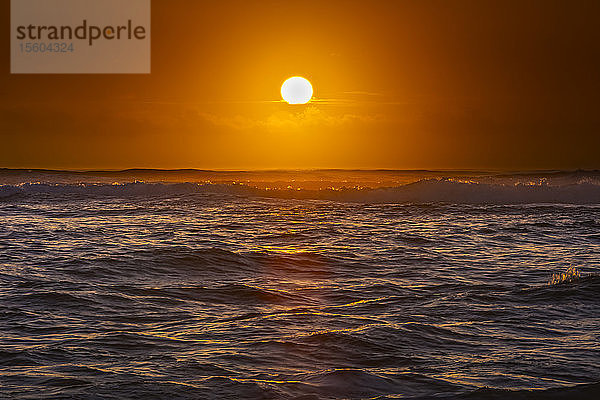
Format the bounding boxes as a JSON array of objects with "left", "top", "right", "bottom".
[{"left": 0, "top": 193, "right": 599, "bottom": 399}]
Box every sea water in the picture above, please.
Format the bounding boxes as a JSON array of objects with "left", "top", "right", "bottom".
[{"left": 0, "top": 169, "right": 599, "bottom": 399}]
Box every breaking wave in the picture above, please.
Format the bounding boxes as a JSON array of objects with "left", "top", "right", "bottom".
[{"left": 2, "top": 179, "right": 600, "bottom": 204}]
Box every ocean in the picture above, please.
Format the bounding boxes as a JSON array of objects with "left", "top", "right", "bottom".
[{"left": 0, "top": 169, "right": 599, "bottom": 399}]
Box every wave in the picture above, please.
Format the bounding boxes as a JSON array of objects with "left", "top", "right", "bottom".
[
  {"left": 451, "top": 382, "right": 600, "bottom": 400},
  {"left": 518, "top": 273, "right": 600, "bottom": 303},
  {"left": 354, "top": 179, "right": 600, "bottom": 204},
  {"left": 1, "top": 179, "right": 600, "bottom": 204}
]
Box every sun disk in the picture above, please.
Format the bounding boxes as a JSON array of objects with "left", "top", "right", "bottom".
[{"left": 281, "top": 76, "right": 313, "bottom": 104}]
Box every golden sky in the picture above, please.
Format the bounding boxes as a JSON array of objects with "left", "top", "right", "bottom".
[{"left": 1, "top": 0, "right": 599, "bottom": 170}]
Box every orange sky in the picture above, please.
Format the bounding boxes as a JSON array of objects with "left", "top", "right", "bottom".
[{"left": 1, "top": 0, "right": 599, "bottom": 170}]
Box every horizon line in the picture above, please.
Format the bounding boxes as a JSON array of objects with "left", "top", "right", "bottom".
[{"left": 1, "top": 167, "right": 598, "bottom": 174}]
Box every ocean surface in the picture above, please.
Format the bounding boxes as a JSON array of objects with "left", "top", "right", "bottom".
[{"left": 1, "top": 169, "right": 599, "bottom": 399}]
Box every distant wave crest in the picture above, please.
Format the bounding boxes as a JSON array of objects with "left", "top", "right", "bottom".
[{"left": 1, "top": 179, "right": 600, "bottom": 204}]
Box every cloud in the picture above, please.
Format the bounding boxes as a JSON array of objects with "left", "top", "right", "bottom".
[
  {"left": 198, "top": 106, "right": 383, "bottom": 131},
  {"left": 343, "top": 91, "right": 384, "bottom": 97}
]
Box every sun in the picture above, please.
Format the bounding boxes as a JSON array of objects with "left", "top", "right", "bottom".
[{"left": 281, "top": 76, "right": 313, "bottom": 104}]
